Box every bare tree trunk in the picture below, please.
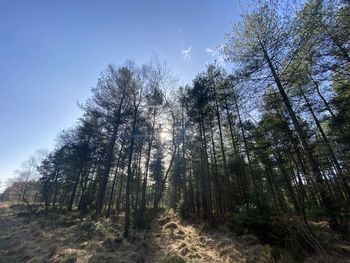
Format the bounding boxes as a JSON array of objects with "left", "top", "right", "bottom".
[
  {"left": 68, "top": 164, "right": 83, "bottom": 211},
  {"left": 210, "top": 129, "right": 222, "bottom": 213},
  {"left": 301, "top": 90, "right": 350, "bottom": 201},
  {"left": 234, "top": 94, "right": 258, "bottom": 203},
  {"left": 262, "top": 45, "right": 340, "bottom": 230},
  {"left": 137, "top": 109, "right": 156, "bottom": 228},
  {"left": 106, "top": 140, "right": 125, "bottom": 217},
  {"left": 124, "top": 109, "right": 138, "bottom": 238},
  {"left": 225, "top": 100, "right": 247, "bottom": 203},
  {"left": 199, "top": 117, "right": 214, "bottom": 224},
  {"left": 96, "top": 95, "right": 125, "bottom": 216}
]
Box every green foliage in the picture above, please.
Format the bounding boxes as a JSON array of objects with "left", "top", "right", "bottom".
[
  {"left": 78, "top": 219, "right": 108, "bottom": 239},
  {"left": 331, "top": 76, "right": 350, "bottom": 144},
  {"left": 232, "top": 205, "right": 289, "bottom": 245},
  {"left": 175, "top": 199, "right": 186, "bottom": 219},
  {"left": 309, "top": 221, "right": 344, "bottom": 250},
  {"left": 230, "top": 205, "right": 318, "bottom": 261}
]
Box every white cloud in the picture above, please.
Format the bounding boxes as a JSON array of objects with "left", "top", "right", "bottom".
[
  {"left": 205, "top": 48, "right": 215, "bottom": 54},
  {"left": 205, "top": 46, "right": 225, "bottom": 64},
  {"left": 181, "top": 46, "right": 192, "bottom": 60}
]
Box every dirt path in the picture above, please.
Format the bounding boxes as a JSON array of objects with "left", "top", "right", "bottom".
[{"left": 0, "top": 204, "right": 271, "bottom": 263}]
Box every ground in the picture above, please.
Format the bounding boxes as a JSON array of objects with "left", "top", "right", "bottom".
[{"left": 0, "top": 203, "right": 348, "bottom": 263}]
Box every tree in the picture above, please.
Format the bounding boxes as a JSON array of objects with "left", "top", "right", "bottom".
[{"left": 224, "top": 1, "right": 343, "bottom": 230}]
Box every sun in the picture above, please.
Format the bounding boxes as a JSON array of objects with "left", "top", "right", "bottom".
[{"left": 160, "top": 129, "right": 171, "bottom": 142}]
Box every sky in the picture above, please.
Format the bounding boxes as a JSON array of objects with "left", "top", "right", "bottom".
[{"left": 0, "top": 0, "right": 241, "bottom": 190}]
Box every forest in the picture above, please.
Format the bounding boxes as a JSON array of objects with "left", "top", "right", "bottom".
[{"left": 1, "top": 0, "right": 350, "bottom": 262}]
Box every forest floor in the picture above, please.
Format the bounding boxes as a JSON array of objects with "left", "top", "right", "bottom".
[{"left": 0, "top": 202, "right": 349, "bottom": 263}]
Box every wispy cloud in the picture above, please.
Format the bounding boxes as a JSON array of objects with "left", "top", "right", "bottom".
[
  {"left": 205, "top": 45, "right": 225, "bottom": 64},
  {"left": 176, "top": 27, "right": 182, "bottom": 33},
  {"left": 181, "top": 46, "right": 192, "bottom": 60},
  {"left": 205, "top": 48, "right": 215, "bottom": 55}
]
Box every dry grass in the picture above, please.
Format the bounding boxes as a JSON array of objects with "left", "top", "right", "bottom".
[
  {"left": 0, "top": 204, "right": 265, "bottom": 263},
  {"left": 0, "top": 202, "right": 349, "bottom": 263}
]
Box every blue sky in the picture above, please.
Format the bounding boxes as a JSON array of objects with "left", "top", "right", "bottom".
[{"left": 0, "top": 0, "right": 241, "bottom": 188}]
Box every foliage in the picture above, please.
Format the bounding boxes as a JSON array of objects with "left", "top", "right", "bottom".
[{"left": 175, "top": 199, "right": 186, "bottom": 219}]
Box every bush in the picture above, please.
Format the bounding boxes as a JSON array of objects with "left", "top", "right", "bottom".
[
  {"left": 230, "top": 205, "right": 315, "bottom": 261},
  {"left": 232, "top": 205, "right": 289, "bottom": 246},
  {"left": 78, "top": 218, "right": 108, "bottom": 239},
  {"left": 175, "top": 200, "right": 186, "bottom": 219}
]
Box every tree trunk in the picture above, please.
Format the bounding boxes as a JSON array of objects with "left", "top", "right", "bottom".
[
  {"left": 124, "top": 108, "right": 138, "bottom": 238},
  {"left": 137, "top": 109, "right": 156, "bottom": 228},
  {"left": 106, "top": 140, "right": 125, "bottom": 217},
  {"left": 301, "top": 89, "right": 350, "bottom": 201},
  {"left": 234, "top": 94, "right": 258, "bottom": 203},
  {"left": 262, "top": 45, "right": 340, "bottom": 230},
  {"left": 199, "top": 117, "right": 213, "bottom": 224},
  {"left": 67, "top": 164, "right": 83, "bottom": 211}
]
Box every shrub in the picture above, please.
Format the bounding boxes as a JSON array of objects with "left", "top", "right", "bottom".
[
  {"left": 232, "top": 205, "right": 289, "bottom": 246},
  {"left": 78, "top": 219, "right": 108, "bottom": 239},
  {"left": 175, "top": 199, "right": 186, "bottom": 219},
  {"left": 230, "top": 205, "right": 317, "bottom": 261}
]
